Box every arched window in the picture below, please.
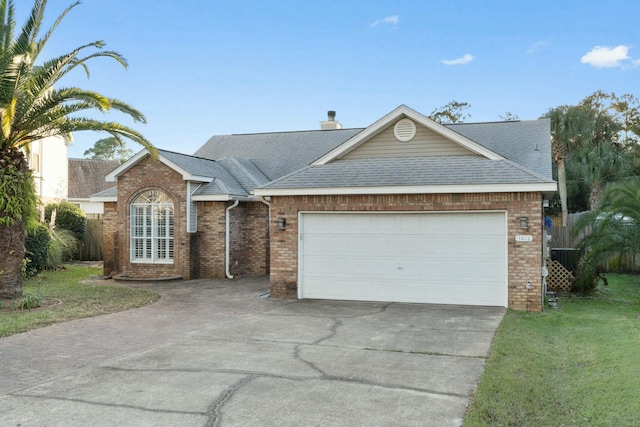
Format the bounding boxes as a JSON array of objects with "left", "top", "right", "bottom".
[{"left": 130, "top": 190, "right": 174, "bottom": 263}]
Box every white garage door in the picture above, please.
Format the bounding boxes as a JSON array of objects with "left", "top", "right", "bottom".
[{"left": 299, "top": 212, "right": 507, "bottom": 307}]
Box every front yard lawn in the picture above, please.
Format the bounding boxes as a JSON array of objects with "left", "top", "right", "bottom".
[
  {"left": 464, "top": 274, "right": 640, "bottom": 426},
  {"left": 0, "top": 264, "right": 159, "bottom": 338}
]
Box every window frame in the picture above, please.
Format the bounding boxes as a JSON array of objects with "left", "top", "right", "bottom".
[{"left": 130, "top": 190, "right": 174, "bottom": 264}]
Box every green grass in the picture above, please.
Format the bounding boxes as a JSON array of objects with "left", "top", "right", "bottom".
[
  {"left": 464, "top": 274, "right": 640, "bottom": 427},
  {"left": 0, "top": 265, "right": 159, "bottom": 338}
]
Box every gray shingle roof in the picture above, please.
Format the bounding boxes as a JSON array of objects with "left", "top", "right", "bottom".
[
  {"left": 194, "top": 128, "right": 363, "bottom": 180},
  {"left": 218, "top": 157, "right": 271, "bottom": 192},
  {"left": 158, "top": 149, "right": 221, "bottom": 178},
  {"left": 91, "top": 186, "right": 117, "bottom": 198},
  {"left": 258, "top": 156, "right": 555, "bottom": 190},
  {"left": 447, "top": 119, "right": 552, "bottom": 180},
  {"left": 68, "top": 158, "right": 120, "bottom": 199},
  {"left": 157, "top": 149, "right": 250, "bottom": 196},
  {"left": 194, "top": 119, "right": 552, "bottom": 183}
]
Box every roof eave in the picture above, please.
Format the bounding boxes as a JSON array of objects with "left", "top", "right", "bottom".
[
  {"left": 90, "top": 195, "right": 117, "bottom": 202},
  {"left": 254, "top": 182, "right": 558, "bottom": 197},
  {"left": 191, "top": 194, "right": 257, "bottom": 202}
]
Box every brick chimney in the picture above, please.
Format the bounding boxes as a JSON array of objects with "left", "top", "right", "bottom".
[{"left": 320, "top": 110, "right": 342, "bottom": 130}]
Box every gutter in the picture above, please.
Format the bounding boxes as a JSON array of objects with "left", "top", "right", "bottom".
[{"left": 225, "top": 200, "right": 240, "bottom": 279}]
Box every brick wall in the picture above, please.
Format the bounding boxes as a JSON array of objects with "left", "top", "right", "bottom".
[
  {"left": 102, "top": 155, "right": 271, "bottom": 280},
  {"left": 111, "top": 156, "right": 192, "bottom": 279},
  {"left": 102, "top": 202, "right": 117, "bottom": 276},
  {"left": 269, "top": 192, "right": 543, "bottom": 312},
  {"left": 229, "top": 202, "right": 269, "bottom": 276},
  {"left": 193, "top": 201, "right": 226, "bottom": 278}
]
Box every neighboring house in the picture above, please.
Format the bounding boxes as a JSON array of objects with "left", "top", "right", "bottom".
[
  {"left": 68, "top": 158, "right": 120, "bottom": 216},
  {"left": 95, "top": 105, "right": 556, "bottom": 311},
  {"left": 29, "top": 135, "right": 71, "bottom": 206}
]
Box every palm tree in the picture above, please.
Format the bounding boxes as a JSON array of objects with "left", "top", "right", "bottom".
[
  {"left": 0, "top": 0, "right": 154, "bottom": 298},
  {"left": 573, "top": 178, "right": 640, "bottom": 291},
  {"left": 544, "top": 105, "right": 593, "bottom": 226},
  {"left": 567, "top": 139, "right": 630, "bottom": 210}
]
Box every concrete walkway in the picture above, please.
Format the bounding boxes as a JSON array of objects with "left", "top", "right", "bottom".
[{"left": 0, "top": 276, "right": 504, "bottom": 426}]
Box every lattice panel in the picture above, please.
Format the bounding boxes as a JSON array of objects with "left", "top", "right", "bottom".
[{"left": 546, "top": 258, "right": 574, "bottom": 291}]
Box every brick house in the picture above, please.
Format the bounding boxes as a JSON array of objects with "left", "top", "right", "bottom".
[{"left": 96, "top": 105, "right": 556, "bottom": 311}]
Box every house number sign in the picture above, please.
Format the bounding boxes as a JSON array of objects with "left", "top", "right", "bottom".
[{"left": 515, "top": 235, "right": 533, "bottom": 242}]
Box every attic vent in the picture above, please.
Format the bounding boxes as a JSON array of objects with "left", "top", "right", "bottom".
[{"left": 394, "top": 118, "right": 417, "bottom": 142}]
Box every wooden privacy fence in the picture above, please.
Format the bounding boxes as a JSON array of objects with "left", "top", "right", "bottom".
[
  {"left": 81, "top": 218, "right": 103, "bottom": 261},
  {"left": 551, "top": 211, "right": 640, "bottom": 273},
  {"left": 550, "top": 211, "right": 590, "bottom": 249}
]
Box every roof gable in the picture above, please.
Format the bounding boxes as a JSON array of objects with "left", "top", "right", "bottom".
[
  {"left": 341, "top": 119, "right": 476, "bottom": 160},
  {"left": 105, "top": 149, "right": 218, "bottom": 183},
  {"left": 314, "top": 105, "right": 504, "bottom": 165}
]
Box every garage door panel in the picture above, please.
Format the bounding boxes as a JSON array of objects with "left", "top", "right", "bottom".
[{"left": 300, "top": 212, "right": 507, "bottom": 307}]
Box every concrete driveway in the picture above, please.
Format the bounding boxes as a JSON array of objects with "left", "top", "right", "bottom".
[{"left": 0, "top": 276, "right": 504, "bottom": 427}]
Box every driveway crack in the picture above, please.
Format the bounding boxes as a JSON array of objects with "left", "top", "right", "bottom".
[
  {"left": 313, "top": 318, "right": 342, "bottom": 345},
  {"left": 205, "top": 375, "right": 256, "bottom": 427}
]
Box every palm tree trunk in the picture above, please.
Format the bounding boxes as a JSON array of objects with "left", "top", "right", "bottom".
[
  {"left": 589, "top": 182, "right": 603, "bottom": 211},
  {"left": 557, "top": 158, "right": 569, "bottom": 226},
  {"left": 0, "top": 219, "right": 24, "bottom": 299}
]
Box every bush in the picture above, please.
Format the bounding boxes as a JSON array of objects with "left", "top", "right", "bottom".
[
  {"left": 15, "top": 294, "right": 42, "bottom": 310},
  {"left": 47, "top": 228, "right": 79, "bottom": 269},
  {"left": 24, "top": 223, "right": 50, "bottom": 277},
  {"left": 45, "top": 202, "right": 87, "bottom": 242}
]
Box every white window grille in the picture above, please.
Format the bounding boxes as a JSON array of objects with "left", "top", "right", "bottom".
[{"left": 130, "top": 190, "right": 174, "bottom": 263}]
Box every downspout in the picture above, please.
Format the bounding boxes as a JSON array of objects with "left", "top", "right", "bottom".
[
  {"left": 225, "top": 199, "right": 240, "bottom": 279},
  {"left": 260, "top": 196, "right": 271, "bottom": 220}
]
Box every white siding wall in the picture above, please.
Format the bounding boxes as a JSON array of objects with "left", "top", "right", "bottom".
[{"left": 30, "top": 135, "right": 70, "bottom": 204}]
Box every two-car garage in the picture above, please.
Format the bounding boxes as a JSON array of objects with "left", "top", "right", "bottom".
[{"left": 298, "top": 211, "right": 508, "bottom": 307}]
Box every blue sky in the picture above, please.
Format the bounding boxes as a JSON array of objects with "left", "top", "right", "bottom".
[{"left": 27, "top": 0, "right": 640, "bottom": 158}]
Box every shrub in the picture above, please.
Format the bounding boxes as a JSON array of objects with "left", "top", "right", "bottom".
[
  {"left": 15, "top": 294, "right": 42, "bottom": 310},
  {"left": 47, "top": 228, "right": 79, "bottom": 269},
  {"left": 24, "top": 223, "right": 50, "bottom": 277},
  {"left": 45, "top": 202, "right": 87, "bottom": 241}
]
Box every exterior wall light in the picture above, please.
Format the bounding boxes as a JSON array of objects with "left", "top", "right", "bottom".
[
  {"left": 520, "top": 217, "right": 528, "bottom": 230},
  {"left": 278, "top": 218, "right": 287, "bottom": 230}
]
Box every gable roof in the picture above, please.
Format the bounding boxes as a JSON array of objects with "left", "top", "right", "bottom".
[
  {"left": 314, "top": 105, "right": 504, "bottom": 165},
  {"left": 252, "top": 106, "right": 555, "bottom": 197},
  {"left": 98, "top": 105, "right": 555, "bottom": 201},
  {"left": 102, "top": 149, "right": 269, "bottom": 201},
  {"left": 68, "top": 158, "right": 120, "bottom": 199}
]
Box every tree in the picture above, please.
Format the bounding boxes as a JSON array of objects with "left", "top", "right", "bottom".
[
  {"left": 84, "top": 136, "right": 133, "bottom": 163},
  {"left": 543, "top": 105, "right": 593, "bottom": 226},
  {"left": 0, "top": 0, "right": 154, "bottom": 299},
  {"left": 573, "top": 178, "right": 640, "bottom": 291},
  {"left": 567, "top": 140, "right": 629, "bottom": 210},
  {"left": 429, "top": 100, "right": 471, "bottom": 124},
  {"left": 499, "top": 112, "right": 519, "bottom": 121}
]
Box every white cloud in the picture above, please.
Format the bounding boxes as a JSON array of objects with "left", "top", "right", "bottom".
[
  {"left": 581, "top": 45, "right": 631, "bottom": 68},
  {"left": 441, "top": 54, "right": 474, "bottom": 66},
  {"left": 526, "top": 41, "right": 548, "bottom": 54},
  {"left": 371, "top": 15, "right": 399, "bottom": 27}
]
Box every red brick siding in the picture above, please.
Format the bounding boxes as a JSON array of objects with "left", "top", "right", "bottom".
[
  {"left": 269, "top": 192, "right": 543, "bottom": 312},
  {"left": 102, "top": 155, "right": 271, "bottom": 280},
  {"left": 102, "top": 202, "right": 118, "bottom": 276},
  {"left": 193, "top": 201, "right": 226, "bottom": 278},
  {"left": 111, "top": 156, "right": 192, "bottom": 279},
  {"left": 229, "top": 202, "right": 270, "bottom": 276}
]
